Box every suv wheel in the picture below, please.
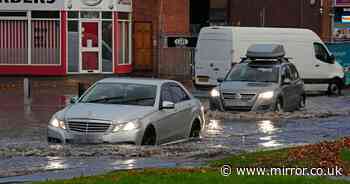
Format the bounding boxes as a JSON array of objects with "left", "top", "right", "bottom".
[
  {"left": 275, "top": 98, "right": 284, "bottom": 113},
  {"left": 298, "top": 95, "right": 306, "bottom": 110}
]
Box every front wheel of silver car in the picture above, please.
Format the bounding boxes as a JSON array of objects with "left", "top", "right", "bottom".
[
  {"left": 141, "top": 126, "right": 157, "bottom": 146},
  {"left": 189, "top": 120, "right": 201, "bottom": 138}
]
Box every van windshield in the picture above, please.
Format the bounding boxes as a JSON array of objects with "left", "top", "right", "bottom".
[
  {"left": 226, "top": 64, "right": 279, "bottom": 83},
  {"left": 198, "top": 40, "right": 231, "bottom": 61}
]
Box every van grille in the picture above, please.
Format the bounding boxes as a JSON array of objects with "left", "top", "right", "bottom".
[
  {"left": 223, "top": 93, "right": 256, "bottom": 101},
  {"left": 67, "top": 121, "right": 111, "bottom": 133}
]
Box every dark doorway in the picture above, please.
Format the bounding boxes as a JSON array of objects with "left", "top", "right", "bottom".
[{"left": 190, "top": 0, "right": 210, "bottom": 35}]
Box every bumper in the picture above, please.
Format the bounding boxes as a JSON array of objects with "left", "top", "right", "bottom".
[
  {"left": 48, "top": 125, "right": 144, "bottom": 145},
  {"left": 210, "top": 96, "right": 276, "bottom": 112}
]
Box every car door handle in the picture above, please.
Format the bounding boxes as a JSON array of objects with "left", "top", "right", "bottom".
[{"left": 315, "top": 64, "right": 320, "bottom": 67}]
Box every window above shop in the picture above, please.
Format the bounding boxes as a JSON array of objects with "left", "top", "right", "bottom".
[
  {"left": 0, "top": 12, "right": 27, "bottom": 17},
  {"left": 81, "top": 11, "right": 100, "bottom": 19},
  {"left": 31, "top": 11, "right": 60, "bottom": 19}
]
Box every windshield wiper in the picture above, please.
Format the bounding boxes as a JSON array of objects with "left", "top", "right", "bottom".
[
  {"left": 121, "top": 97, "right": 155, "bottom": 103},
  {"left": 85, "top": 96, "right": 124, "bottom": 103}
]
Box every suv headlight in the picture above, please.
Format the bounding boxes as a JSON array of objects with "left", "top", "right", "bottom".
[
  {"left": 210, "top": 88, "right": 220, "bottom": 97},
  {"left": 49, "top": 116, "right": 66, "bottom": 130},
  {"left": 113, "top": 120, "right": 140, "bottom": 132},
  {"left": 259, "top": 91, "right": 274, "bottom": 99}
]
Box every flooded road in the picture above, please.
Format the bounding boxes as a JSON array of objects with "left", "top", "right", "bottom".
[{"left": 1, "top": 81, "right": 350, "bottom": 182}]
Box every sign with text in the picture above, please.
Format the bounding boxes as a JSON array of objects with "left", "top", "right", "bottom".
[
  {"left": 167, "top": 37, "right": 197, "bottom": 48},
  {"left": 0, "top": 0, "right": 64, "bottom": 11},
  {"left": 336, "top": 0, "right": 350, "bottom": 7}
]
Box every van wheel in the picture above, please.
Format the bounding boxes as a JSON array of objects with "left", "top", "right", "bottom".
[
  {"left": 275, "top": 98, "right": 284, "bottom": 113},
  {"left": 328, "top": 80, "right": 342, "bottom": 96},
  {"left": 141, "top": 126, "right": 156, "bottom": 146}
]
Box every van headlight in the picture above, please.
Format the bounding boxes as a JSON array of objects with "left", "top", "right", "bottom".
[
  {"left": 210, "top": 88, "right": 220, "bottom": 97},
  {"left": 49, "top": 117, "right": 66, "bottom": 130},
  {"left": 259, "top": 91, "right": 274, "bottom": 99},
  {"left": 113, "top": 120, "right": 140, "bottom": 132}
]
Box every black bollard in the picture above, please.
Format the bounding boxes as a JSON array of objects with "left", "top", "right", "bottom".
[{"left": 78, "top": 83, "right": 86, "bottom": 97}]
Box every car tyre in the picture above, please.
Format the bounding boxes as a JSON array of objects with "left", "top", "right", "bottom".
[
  {"left": 297, "top": 94, "right": 306, "bottom": 110},
  {"left": 141, "top": 126, "right": 156, "bottom": 146},
  {"left": 328, "top": 80, "right": 342, "bottom": 96},
  {"left": 275, "top": 98, "right": 284, "bottom": 113},
  {"left": 189, "top": 120, "right": 201, "bottom": 138}
]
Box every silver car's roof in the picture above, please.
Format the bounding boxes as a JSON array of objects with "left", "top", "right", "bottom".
[{"left": 97, "top": 78, "right": 175, "bottom": 86}]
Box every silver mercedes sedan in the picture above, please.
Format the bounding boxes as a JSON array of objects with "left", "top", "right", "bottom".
[{"left": 48, "top": 78, "right": 205, "bottom": 145}]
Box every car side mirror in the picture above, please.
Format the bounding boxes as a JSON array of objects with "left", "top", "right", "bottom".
[
  {"left": 217, "top": 78, "right": 224, "bottom": 83},
  {"left": 282, "top": 78, "right": 292, "bottom": 86},
  {"left": 70, "top": 96, "right": 79, "bottom": 104},
  {"left": 161, "top": 101, "right": 175, "bottom": 110},
  {"left": 327, "top": 54, "right": 335, "bottom": 64}
]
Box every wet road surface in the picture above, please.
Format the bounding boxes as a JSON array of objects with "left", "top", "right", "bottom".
[{"left": 1, "top": 82, "right": 350, "bottom": 182}]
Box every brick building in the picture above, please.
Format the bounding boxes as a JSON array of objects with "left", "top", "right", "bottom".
[{"left": 132, "top": 0, "right": 334, "bottom": 78}]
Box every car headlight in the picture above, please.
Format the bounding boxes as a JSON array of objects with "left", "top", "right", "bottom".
[
  {"left": 259, "top": 91, "right": 274, "bottom": 99},
  {"left": 49, "top": 117, "right": 66, "bottom": 130},
  {"left": 113, "top": 120, "right": 140, "bottom": 132},
  {"left": 210, "top": 88, "right": 220, "bottom": 97}
]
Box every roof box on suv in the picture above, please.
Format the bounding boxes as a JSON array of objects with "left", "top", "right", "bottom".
[{"left": 246, "top": 44, "right": 285, "bottom": 59}]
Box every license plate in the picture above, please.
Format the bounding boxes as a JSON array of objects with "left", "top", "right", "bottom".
[
  {"left": 224, "top": 100, "right": 248, "bottom": 107},
  {"left": 197, "top": 77, "right": 209, "bottom": 82},
  {"left": 72, "top": 134, "right": 102, "bottom": 143}
]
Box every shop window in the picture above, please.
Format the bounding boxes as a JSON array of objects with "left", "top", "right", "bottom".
[
  {"left": 102, "top": 21, "right": 113, "bottom": 72},
  {"left": 0, "top": 20, "right": 28, "bottom": 64},
  {"left": 68, "top": 21, "right": 79, "bottom": 72},
  {"left": 81, "top": 11, "right": 100, "bottom": 19},
  {"left": 31, "top": 20, "right": 60, "bottom": 65},
  {"left": 118, "top": 21, "right": 131, "bottom": 65},
  {"left": 32, "top": 11, "right": 60, "bottom": 19}
]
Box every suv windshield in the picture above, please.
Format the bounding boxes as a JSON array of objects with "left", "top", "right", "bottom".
[
  {"left": 226, "top": 63, "right": 279, "bottom": 83},
  {"left": 80, "top": 83, "right": 157, "bottom": 106}
]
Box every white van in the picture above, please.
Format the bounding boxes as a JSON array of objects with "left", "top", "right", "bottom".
[{"left": 194, "top": 26, "right": 345, "bottom": 94}]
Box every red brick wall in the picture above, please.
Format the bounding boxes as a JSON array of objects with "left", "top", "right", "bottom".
[{"left": 161, "top": 0, "right": 190, "bottom": 34}]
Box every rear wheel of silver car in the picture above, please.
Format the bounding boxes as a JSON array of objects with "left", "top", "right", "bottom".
[
  {"left": 189, "top": 120, "right": 201, "bottom": 138},
  {"left": 141, "top": 126, "right": 156, "bottom": 146},
  {"left": 275, "top": 98, "right": 284, "bottom": 113}
]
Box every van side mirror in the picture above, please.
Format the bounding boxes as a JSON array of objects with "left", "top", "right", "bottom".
[
  {"left": 327, "top": 54, "right": 335, "bottom": 64},
  {"left": 217, "top": 78, "right": 224, "bottom": 83},
  {"left": 161, "top": 101, "right": 175, "bottom": 110},
  {"left": 70, "top": 96, "right": 79, "bottom": 104}
]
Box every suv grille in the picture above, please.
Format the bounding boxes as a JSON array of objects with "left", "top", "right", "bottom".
[
  {"left": 67, "top": 121, "right": 111, "bottom": 133},
  {"left": 223, "top": 93, "right": 256, "bottom": 101}
]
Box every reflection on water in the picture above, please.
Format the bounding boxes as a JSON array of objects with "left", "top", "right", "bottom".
[
  {"left": 45, "top": 157, "right": 67, "bottom": 170},
  {"left": 258, "top": 120, "right": 283, "bottom": 148},
  {"left": 119, "top": 159, "right": 137, "bottom": 170},
  {"left": 206, "top": 120, "right": 223, "bottom": 135},
  {"left": 258, "top": 120, "right": 277, "bottom": 134}
]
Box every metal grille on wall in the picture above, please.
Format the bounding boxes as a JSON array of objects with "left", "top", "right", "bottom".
[
  {"left": 0, "top": 20, "right": 28, "bottom": 64},
  {"left": 31, "top": 20, "right": 60, "bottom": 65}
]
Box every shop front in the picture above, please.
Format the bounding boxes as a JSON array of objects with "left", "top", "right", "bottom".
[{"left": 0, "top": 0, "right": 132, "bottom": 76}]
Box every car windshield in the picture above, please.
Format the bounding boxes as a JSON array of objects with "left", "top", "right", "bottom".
[
  {"left": 80, "top": 83, "right": 157, "bottom": 106},
  {"left": 226, "top": 63, "right": 279, "bottom": 83}
]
